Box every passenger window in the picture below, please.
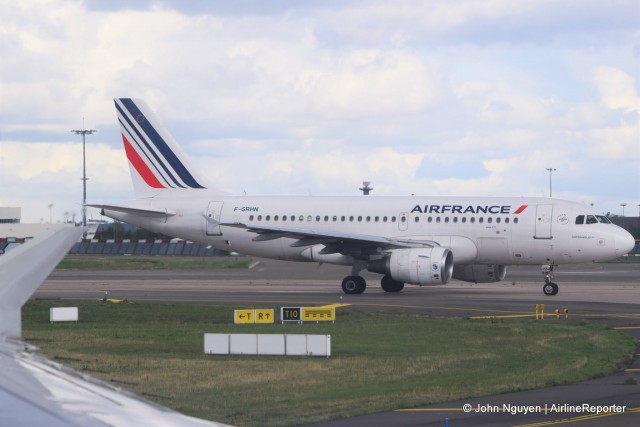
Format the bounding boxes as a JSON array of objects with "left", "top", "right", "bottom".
[
  {"left": 414, "top": 217, "right": 419, "bottom": 223},
  {"left": 258, "top": 215, "right": 262, "bottom": 221},
  {"left": 505, "top": 217, "right": 509, "bottom": 224},
  {"left": 383, "top": 216, "right": 388, "bottom": 222},
  {"left": 444, "top": 217, "right": 449, "bottom": 223},
  {"left": 461, "top": 217, "right": 466, "bottom": 223},
  {"left": 266, "top": 215, "right": 270, "bottom": 221},
  {"left": 470, "top": 217, "right": 475, "bottom": 223},
  {"left": 514, "top": 218, "right": 518, "bottom": 224},
  {"left": 332, "top": 216, "right": 337, "bottom": 222},
  {"left": 375, "top": 216, "right": 380, "bottom": 222},
  {"left": 586, "top": 215, "right": 598, "bottom": 224},
  {"left": 249, "top": 215, "right": 254, "bottom": 221},
  {"left": 358, "top": 216, "right": 362, "bottom": 222},
  {"left": 487, "top": 217, "right": 492, "bottom": 224},
  {"left": 496, "top": 217, "right": 501, "bottom": 224},
  {"left": 274, "top": 215, "right": 279, "bottom": 221},
  {"left": 479, "top": 217, "right": 484, "bottom": 223},
  {"left": 299, "top": 215, "right": 304, "bottom": 222},
  {"left": 575, "top": 215, "right": 584, "bottom": 224},
  {"left": 391, "top": 216, "right": 396, "bottom": 222},
  {"left": 341, "top": 216, "right": 346, "bottom": 222}
]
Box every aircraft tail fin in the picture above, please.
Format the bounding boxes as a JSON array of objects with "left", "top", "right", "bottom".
[{"left": 114, "top": 98, "right": 220, "bottom": 198}]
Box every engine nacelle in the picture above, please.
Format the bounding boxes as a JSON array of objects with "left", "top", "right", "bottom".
[
  {"left": 368, "top": 247, "right": 453, "bottom": 286},
  {"left": 452, "top": 264, "right": 507, "bottom": 283}
]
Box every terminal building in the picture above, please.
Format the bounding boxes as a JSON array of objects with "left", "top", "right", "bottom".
[{"left": 0, "top": 207, "right": 20, "bottom": 224}]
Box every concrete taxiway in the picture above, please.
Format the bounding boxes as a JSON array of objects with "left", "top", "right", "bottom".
[{"left": 39, "top": 258, "right": 640, "bottom": 426}]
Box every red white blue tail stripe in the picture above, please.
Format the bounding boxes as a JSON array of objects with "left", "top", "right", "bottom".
[{"left": 115, "top": 98, "right": 205, "bottom": 190}]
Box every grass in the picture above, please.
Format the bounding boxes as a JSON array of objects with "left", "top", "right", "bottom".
[
  {"left": 22, "top": 301, "right": 635, "bottom": 427},
  {"left": 56, "top": 256, "right": 252, "bottom": 270}
]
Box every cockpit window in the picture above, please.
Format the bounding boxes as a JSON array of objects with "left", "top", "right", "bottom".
[
  {"left": 586, "top": 215, "right": 598, "bottom": 224},
  {"left": 596, "top": 215, "right": 611, "bottom": 224},
  {"left": 575, "top": 215, "right": 584, "bottom": 224}
]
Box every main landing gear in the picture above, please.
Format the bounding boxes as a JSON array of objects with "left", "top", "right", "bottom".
[
  {"left": 341, "top": 276, "right": 366, "bottom": 294},
  {"left": 341, "top": 261, "right": 406, "bottom": 294},
  {"left": 542, "top": 264, "right": 559, "bottom": 296},
  {"left": 340, "top": 275, "right": 406, "bottom": 294}
]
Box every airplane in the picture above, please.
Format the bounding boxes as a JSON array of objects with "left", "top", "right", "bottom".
[
  {"left": 90, "top": 98, "right": 636, "bottom": 296},
  {"left": 0, "top": 224, "right": 228, "bottom": 426}
]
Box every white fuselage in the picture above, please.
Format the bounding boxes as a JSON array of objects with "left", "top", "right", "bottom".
[{"left": 103, "top": 192, "right": 633, "bottom": 267}]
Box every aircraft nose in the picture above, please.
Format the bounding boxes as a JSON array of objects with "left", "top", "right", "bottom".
[{"left": 616, "top": 228, "right": 636, "bottom": 256}]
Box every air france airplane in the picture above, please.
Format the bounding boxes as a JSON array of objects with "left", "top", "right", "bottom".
[{"left": 90, "top": 98, "right": 635, "bottom": 296}]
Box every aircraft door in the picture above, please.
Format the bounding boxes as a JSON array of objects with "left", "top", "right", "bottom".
[
  {"left": 205, "top": 201, "right": 224, "bottom": 236},
  {"left": 534, "top": 204, "right": 553, "bottom": 239},
  {"left": 398, "top": 212, "right": 409, "bottom": 231}
]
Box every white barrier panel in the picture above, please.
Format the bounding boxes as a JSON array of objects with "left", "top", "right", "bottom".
[
  {"left": 285, "top": 334, "right": 307, "bottom": 356},
  {"left": 258, "top": 334, "right": 285, "bottom": 355},
  {"left": 307, "top": 334, "right": 331, "bottom": 357},
  {"left": 50, "top": 307, "right": 78, "bottom": 323},
  {"left": 230, "top": 334, "right": 258, "bottom": 355},
  {"left": 204, "top": 334, "right": 330, "bottom": 357},
  {"left": 204, "top": 334, "right": 229, "bottom": 355}
]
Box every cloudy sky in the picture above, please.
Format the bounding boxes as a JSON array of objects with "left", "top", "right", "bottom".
[{"left": 1, "top": 0, "right": 638, "bottom": 223}]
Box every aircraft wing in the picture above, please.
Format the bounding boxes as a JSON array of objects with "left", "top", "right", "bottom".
[
  {"left": 223, "top": 222, "right": 436, "bottom": 256},
  {"left": 0, "top": 225, "right": 230, "bottom": 427}
]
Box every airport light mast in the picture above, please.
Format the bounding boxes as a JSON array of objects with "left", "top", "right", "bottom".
[
  {"left": 71, "top": 124, "right": 96, "bottom": 227},
  {"left": 545, "top": 168, "right": 556, "bottom": 197}
]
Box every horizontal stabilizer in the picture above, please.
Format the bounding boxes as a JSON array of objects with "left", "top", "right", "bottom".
[{"left": 87, "top": 203, "right": 176, "bottom": 218}]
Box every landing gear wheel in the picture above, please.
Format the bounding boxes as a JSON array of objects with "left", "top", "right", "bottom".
[
  {"left": 342, "top": 276, "right": 366, "bottom": 294},
  {"left": 543, "top": 282, "right": 559, "bottom": 296},
  {"left": 380, "top": 275, "right": 404, "bottom": 292}
]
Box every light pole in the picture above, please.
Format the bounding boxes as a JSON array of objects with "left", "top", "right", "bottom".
[
  {"left": 620, "top": 203, "right": 627, "bottom": 228},
  {"left": 71, "top": 124, "right": 97, "bottom": 227},
  {"left": 48, "top": 203, "right": 53, "bottom": 223},
  {"left": 545, "top": 168, "right": 556, "bottom": 198}
]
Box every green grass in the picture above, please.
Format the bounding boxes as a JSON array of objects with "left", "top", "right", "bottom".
[
  {"left": 23, "top": 301, "right": 635, "bottom": 427},
  {"left": 56, "top": 256, "right": 252, "bottom": 270},
  {"left": 603, "top": 256, "right": 640, "bottom": 264}
]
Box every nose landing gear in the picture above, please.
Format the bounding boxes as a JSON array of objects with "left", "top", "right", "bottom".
[{"left": 542, "top": 264, "right": 559, "bottom": 296}]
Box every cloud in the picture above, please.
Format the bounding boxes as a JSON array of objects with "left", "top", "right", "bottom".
[
  {"left": 1, "top": 0, "right": 638, "bottom": 222},
  {"left": 592, "top": 66, "right": 640, "bottom": 112}
]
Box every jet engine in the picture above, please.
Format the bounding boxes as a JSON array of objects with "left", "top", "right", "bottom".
[
  {"left": 368, "top": 247, "right": 453, "bottom": 286},
  {"left": 452, "top": 264, "right": 507, "bottom": 283}
]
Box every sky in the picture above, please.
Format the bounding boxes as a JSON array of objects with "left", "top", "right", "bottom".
[{"left": 1, "top": 0, "right": 638, "bottom": 224}]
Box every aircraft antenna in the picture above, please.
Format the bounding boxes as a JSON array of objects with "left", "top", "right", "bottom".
[{"left": 360, "top": 181, "right": 373, "bottom": 195}]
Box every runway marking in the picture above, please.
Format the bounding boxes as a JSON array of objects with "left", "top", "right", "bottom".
[
  {"left": 512, "top": 406, "right": 640, "bottom": 426},
  {"left": 614, "top": 326, "right": 640, "bottom": 330},
  {"left": 470, "top": 314, "right": 536, "bottom": 319}
]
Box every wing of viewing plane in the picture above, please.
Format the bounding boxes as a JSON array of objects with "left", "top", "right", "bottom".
[{"left": 0, "top": 225, "right": 229, "bottom": 427}]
